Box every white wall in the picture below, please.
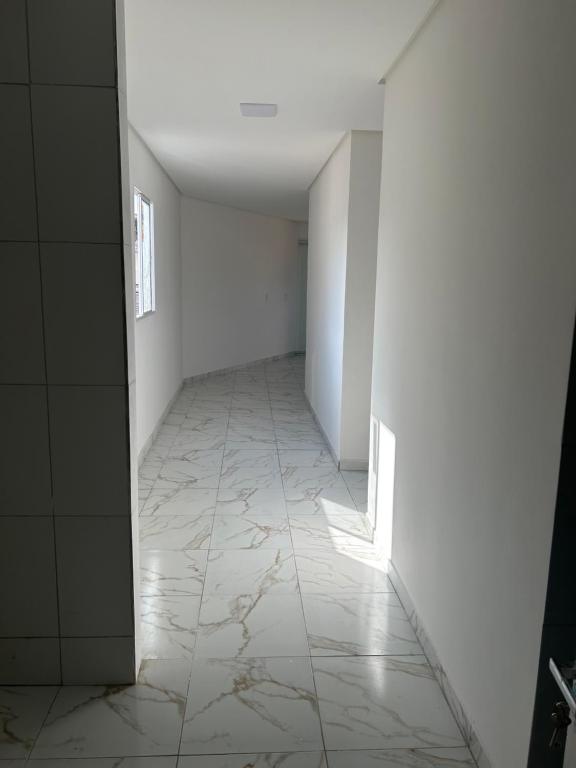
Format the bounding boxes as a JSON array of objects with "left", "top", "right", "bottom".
[
  {"left": 129, "top": 127, "right": 182, "bottom": 457},
  {"left": 341, "top": 131, "right": 382, "bottom": 466},
  {"left": 296, "top": 243, "right": 308, "bottom": 353},
  {"left": 306, "top": 134, "right": 351, "bottom": 457},
  {"left": 181, "top": 197, "right": 300, "bottom": 378},
  {"left": 371, "top": 2, "right": 576, "bottom": 766},
  {"left": 306, "top": 131, "right": 381, "bottom": 465}
]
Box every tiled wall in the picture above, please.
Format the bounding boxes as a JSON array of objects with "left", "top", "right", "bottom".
[{"left": 0, "top": 0, "right": 137, "bottom": 684}]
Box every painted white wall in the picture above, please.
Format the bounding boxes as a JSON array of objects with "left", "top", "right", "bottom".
[
  {"left": 129, "top": 127, "right": 182, "bottom": 457},
  {"left": 341, "top": 131, "right": 382, "bottom": 466},
  {"left": 296, "top": 243, "right": 308, "bottom": 353},
  {"left": 306, "top": 131, "right": 381, "bottom": 465},
  {"left": 371, "top": 2, "right": 576, "bottom": 766},
  {"left": 306, "top": 134, "right": 351, "bottom": 457},
  {"left": 181, "top": 197, "right": 300, "bottom": 378}
]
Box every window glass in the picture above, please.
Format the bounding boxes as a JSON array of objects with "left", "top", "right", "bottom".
[{"left": 134, "top": 189, "right": 155, "bottom": 318}]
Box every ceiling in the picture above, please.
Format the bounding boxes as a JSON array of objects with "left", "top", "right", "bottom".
[{"left": 124, "top": 0, "right": 434, "bottom": 221}]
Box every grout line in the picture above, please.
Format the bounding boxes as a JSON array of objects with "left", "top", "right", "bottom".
[
  {"left": 0, "top": 238, "right": 123, "bottom": 245},
  {"left": 22, "top": 0, "right": 65, "bottom": 688},
  {"left": 276, "top": 359, "right": 330, "bottom": 758},
  {"left": 174, "top": 376, "right": 227, "bottom": 756}
]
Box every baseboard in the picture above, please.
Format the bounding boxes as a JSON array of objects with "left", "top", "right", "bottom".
[
  {"left": 302, "top": 390, "right": 340, "bottom": 466},
  {"left": 184, "top": 351, "right": 301, "bottom": 383},
  {"left": 138, "top": 382, "right": 184, "bottom": 466},
  {"left": 339, "top": 458, "right": 369, "bottom": 471},
  {"left": 302, "top": 393, "right": 369, "bottom": 472},
  {"left": 388, "top": 561, "right": 492, "bottom": 768}
]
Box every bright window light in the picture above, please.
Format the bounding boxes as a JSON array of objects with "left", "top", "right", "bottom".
[{"left": 134, "top": 188, "right": 155, "bottom": 318}]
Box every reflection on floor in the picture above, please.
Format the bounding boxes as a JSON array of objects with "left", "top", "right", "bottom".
[{"left": 0, "top": 355, "right": 475, "bottom": 766}]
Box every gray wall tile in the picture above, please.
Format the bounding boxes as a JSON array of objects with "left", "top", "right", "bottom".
[
  {"left": 0, "top": 85, "right": 37, "bottom": 240},
  {"left": 49, "top": 385, "right": 130, "bottom": 516},
  {"left": 0, "top": 517, "right": 59, "bottom": 635},
  {"left": 61, "top": 636, "right": 135, "bottom": 684},
  {"left": 56, "top": 516, "right": 134, "bottom": 636},
  {"left": 0, "top": 0, "right": 29, "bottom": 83},
  {"left": 41, "top": 243, "right": 126, "bottom": 384},
  {"left": 0, "top": 1, "right": 135, "bottom": 685},
  {"left": 0, "top": 243, "right": 45, "bottom": 384},
  {"left": 28, "top": 0, "right": 116, "bottom": 87},
  {"left": 0, "top": 385, "right": 52, "bottom": 515},
  {"left": 0, "top": 638, "right": 60, "bottom": 684},
  {"left": 31, "top": 85, "right": 121, "bottom": 243}
]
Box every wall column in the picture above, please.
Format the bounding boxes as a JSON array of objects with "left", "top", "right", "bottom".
[{"left": 0, "top": 0, "right": 137, "bottom": 684}]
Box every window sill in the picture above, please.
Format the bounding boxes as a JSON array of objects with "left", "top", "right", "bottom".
[{"left": 136, "top": 309, "right": 156, "bottom": 321}]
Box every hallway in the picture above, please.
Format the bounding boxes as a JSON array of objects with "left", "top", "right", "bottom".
[
  {"left": 1, "top": 356, "right": 474, "bottom": 764},
  {"left": 2, "top": 356, "right": 473, "bottom": 764}
]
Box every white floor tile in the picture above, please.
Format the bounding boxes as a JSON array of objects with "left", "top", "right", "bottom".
[
  {"left": 140, "top": 515, "right": 213, "bottom": 550},
  {"left": 180, "top": 658, "right": 323, "bottom": 754},
  {"left": 216, "top": 489, "right": 287, "bottom": 517},
  {"left": 140, "top": 550, "right": 208, "bottom": 596},
  {"left": 203, "top": 549, "right": 299, "bottom": 595},
  {"left": 313, "top": 656, "right": 465, "bottom": 750},
  {"left": 220, "top": 450, "right": 282, "bottom": 490},
  {"left": 196, "top": 594, "right": 308, "bottom": 658},
  {"left": 141, "top": 595, "right": 201, "bottom": 660},
  {"left": 31, "top": 661, "right": 189, "bottom": 758},
  {"left": 295, "top": 550, "right": 394, "bottom": 594},
  {"left": 325, "top": 748, "right": 475, "bottom": 767},
  {"left": 0, "top": 687, "right": 57, "bottom": 759},
  {"left": 178, "top": 754, "right": 326, "bottom": 767},
  {"left": 211, "top": 515, "right": 292, "bottom": 550},
  {"left": 302, "top": 593, "right": 420, "bottom": 656},
  {"left": 142, "top": 487, "right": 217, "bottom": 517}
]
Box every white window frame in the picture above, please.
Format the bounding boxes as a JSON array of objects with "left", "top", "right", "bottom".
[{"left": 134, "top": 187, "right": 155, "bottom": 319}]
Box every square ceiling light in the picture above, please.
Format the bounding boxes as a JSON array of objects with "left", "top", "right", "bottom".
[{"left": 240, "top": 102, "right": 278, "bottom": 117}]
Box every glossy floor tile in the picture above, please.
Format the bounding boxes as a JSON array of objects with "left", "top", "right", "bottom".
[
  {"left": 211, "top": 514, "right": 291, "bottom": 549},
  {"left": 156, "top": 451, "right": 224, "bottom": 488},
  {"left": 312, "top": 656, "right": 465, "bottom": 750},
  {"left": 220, "top": 449, "right": 282, "bottom": 490},
  {"left": 281, "top": 466, "right": 347, "bottom": 492},
  {"left": 216, "top": 489, "right": 287, "bottom": 517},
  {"left": 140, "top": 515, "right": 213, "bottom": 550},
  {"left": 295, "top": 549, "right": 394, "bottom": 593},
  {"left": 179, "top": 754, "right": 327, "bottom": 767},
  {"left": 0, "top": 686, "right": 57, "bottom": 758},
  {"left": 31, "top": 661, "right": 189, "bottom": 758},
  {"left": 325, "top": 749, "right": 475, "bottom": 767},
  {"left": 289, "top": 515, "right": 373, "bottom": 552},
  {"left": 196, "top": 594, "right": 309, "bottom": 658},
  {"left": 142, "top": 487, "right": 217, "bottom": 516},
  {"left": 180, "top": 657, "right": 323, "bottom": 754},
  {"left": 203, "top": 549, "right": 299, "bottom": 595},
  {"left": 141, "top": 594, "right": 201, "bottom": 660},
  {"left": 285, "top": 486, "right": 356, "bottom": 516},
  {"left": 140, "top": 550, "right": 208, "bottom": 596},
  {"left": 302, "top": 593, "right": 420, "bottom": 656}
]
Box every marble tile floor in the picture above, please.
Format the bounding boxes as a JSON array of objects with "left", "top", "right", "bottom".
[{"left": 1, "top": 356, "right": 475, "bottom": 766}]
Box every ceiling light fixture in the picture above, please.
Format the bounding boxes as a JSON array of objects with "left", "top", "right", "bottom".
[{"left": 240, "top": 102, "right": 278, "bottom": 117}]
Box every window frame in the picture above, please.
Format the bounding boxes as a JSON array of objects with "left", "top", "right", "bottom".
[{"left": 133, "top": 187, "right": 156, "bottom": 320}]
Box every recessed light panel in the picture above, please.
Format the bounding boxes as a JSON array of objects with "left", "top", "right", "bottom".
[{"left": 240, "top": 102, "right": 278, "bottom": 117}]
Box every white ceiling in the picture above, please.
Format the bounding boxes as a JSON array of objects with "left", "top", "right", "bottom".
[{"left": 124, "top": 0, "right": 434, "bottom": 221}]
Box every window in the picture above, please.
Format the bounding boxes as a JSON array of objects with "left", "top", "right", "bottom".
[{"left": 134, "top": 188, "right": 155, "bottom": 318}]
